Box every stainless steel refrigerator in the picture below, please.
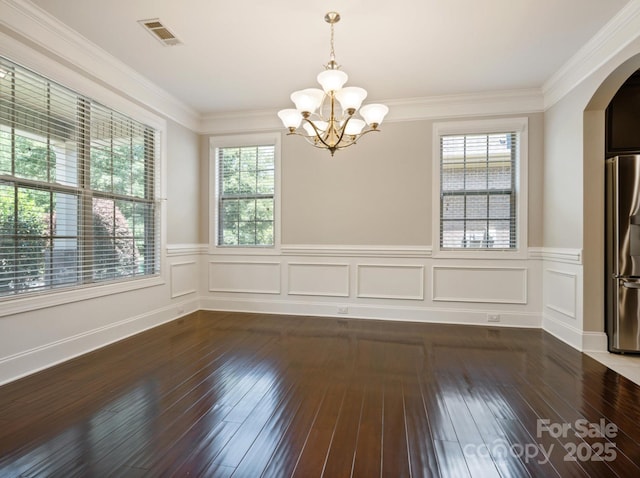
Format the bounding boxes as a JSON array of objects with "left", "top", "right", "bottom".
[{"left": 605, "top": 155, "right": 640, "bottom": 353}]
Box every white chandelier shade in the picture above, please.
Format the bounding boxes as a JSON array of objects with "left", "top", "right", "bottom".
[
  {"left": 335, "top": 87, "right": 367, "bottom": 112},
  {"left": 277, "top": 12, "right": 388, "bottom": 156},
  {"left": 277, "top": 109, "right": 302, "bottom": 129},
  {"left": 317, "top": 70, "right": 348, "bottom": 93},
  {"left": 344, "top": 118, "right": 366, "bottom": 135},
  {"left": 291, "top": 88, "right": 324, "bottom": 114},
  {"left": 360, "top": 103, "right": 390, "bottom": 126}
]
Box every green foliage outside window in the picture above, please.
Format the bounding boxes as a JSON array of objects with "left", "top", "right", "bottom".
[
  {"left": 0, "top": 188, "right": 47, "bottom": 292},
  {"left": 90, "top": 140, "right": 147, "bottom": 198},
  {"left": 0, "top": 134, "right": 149, "bottom": 294},
  {"left": 218, "top": 145, "right": 274, "bottom": 246}
]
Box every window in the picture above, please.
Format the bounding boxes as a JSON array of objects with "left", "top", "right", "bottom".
[
  {"left": 0, "top": 57, "right": 159, "bottom": 299},
  {"left": 433, "top": 118, "right": 528, "bottom": 257},
  {"left": 211, "top": 134, "right": 280, "bottom": 249}
]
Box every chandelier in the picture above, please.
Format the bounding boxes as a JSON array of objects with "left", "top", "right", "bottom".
[{"left": 277, "top": 12, "right": 389, "bottom": 156}]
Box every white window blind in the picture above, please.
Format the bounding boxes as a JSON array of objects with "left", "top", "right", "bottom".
[
  {"left": 217, "top": 144, "right": 275, "bottom": 246},
  {"left": 440, "top": 132, "right": 517, "bottom": 249},
  {"left": 0, "top": 56, "right": 159, "bottom": 298}
]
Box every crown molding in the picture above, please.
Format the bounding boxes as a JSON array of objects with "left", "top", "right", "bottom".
[
  {"left": 200, "top": 89, "right": 544, "bottom": 135},
  {"left": 0, "top": 0, "right": 200, "bottom": 131},
  {"left": 383, "top": 89, "right": 544, "bottom": 121},
  {"left": 7, "top": 0, "right": 632, "bottom": 134},
  {"left": 200, "top": 108, "right": 285, "bottom": 135},
  {"left": 542, "top": 0, "right": 640, "bottom": 110}
]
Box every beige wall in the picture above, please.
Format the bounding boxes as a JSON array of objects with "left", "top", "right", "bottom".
[
  {"left": 281, "top": 120, "right": 431, "bottom": 245},
  {"left": 526, "top": 113, "right": 544, "bottom": 247},
  {"left": 166, "top": 119, "right": 201, "bottom": 244},
  {"left": 543, "top": 91, "right": 585, "bottom": 249},
  {"left": 277, "top": 114, "right": 544, "bottom": 247},
  {"left": 199, "top": 134, "right": 211, "bottom": 244}
]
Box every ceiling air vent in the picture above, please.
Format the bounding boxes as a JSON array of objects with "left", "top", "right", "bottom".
[{"left": 139, "top": 18, "right": 182, "bottom": 46}]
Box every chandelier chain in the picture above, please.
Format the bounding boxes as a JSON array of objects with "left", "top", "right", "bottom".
[{"left": 329, "top": 22, "right": 336, "bottom": 64}]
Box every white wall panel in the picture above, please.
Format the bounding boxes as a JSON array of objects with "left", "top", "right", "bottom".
[
  {"left": 287, "top": 263, "right": 349, "bottom": 297},
  {"left": 357, "top": 264, "right": 425, "bottom": 300},
  {"left": 209, "top": 261, "right": 280, "bottom": 294},
  {"left": 544, "top": 268, "right": 577, "bottom": 319},
  {"left": 433, "top": 266, "right": 527, "bottom": 304},
  {"left": 170, "top": 261, "right": 198, "bottom": 298}
]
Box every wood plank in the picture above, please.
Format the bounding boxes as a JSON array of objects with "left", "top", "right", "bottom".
[
  {"left": 258, "top": 380, "right": 328, "bottom": 478},
  {"left": 381, "top": 377, "right": 411, "bottom": 477},
  {"left": 351, "top": 384, "right": 383, "bottom": 478},
  {"left": 402, "top": 376, "right": 440, "bottom": 477},
  {"left": 436, "top": 373, "right": 502, "bottom": 478},
  {"left": 321, "top": 382, "right": 364, "bottom": 477},
  {"left": 290, "top": 382, "right": 347, "bottom": 478},
  {"left": 434, "top": 440, "right": 471, "bottom": 478}
]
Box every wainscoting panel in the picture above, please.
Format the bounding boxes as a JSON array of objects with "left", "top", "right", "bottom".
[
  {"left": 544, "top": 268, "right": 577, "bottom": 319},
  {"left": 287, "top": 263, "right": 350, "bottom": 297},
  {"left": 356, "top": 264, "right": 425, "bottom": 300},
  {"left": 170, "top": 261, "right": 198, "bottom": 298},
  {"left": 432, "top": 266, "right": 528, "bottom": 304},
  {"left": 209, "top": 261, "right": 281, "bottom": 294}
]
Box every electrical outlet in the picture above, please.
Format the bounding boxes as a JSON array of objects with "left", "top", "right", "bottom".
[
  {"left": 338, "top": 306, "right": 349, "bottom": 314},
  {"left": 487, "top": 314, "right": 501, "bottom": 323}
]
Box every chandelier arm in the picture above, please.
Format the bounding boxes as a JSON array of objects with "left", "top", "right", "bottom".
[
  {"left": 285, "top": 121, "right": 380, "bottom": 142},
  {"left": 331, "top": 128, "right": 381, "bottom": 151},
  {"left": 357, "top": 127, "right": 381, "bottom": 138},
  {"left": 300, "top": 118, "right": 335, "bottom": 150},
  {"left": 308, "top": 139, "right": 337, "bottom": 150},
  {"left": 333, "top": 114, "right": 356, "bottom": 149},
  {"left": 284, "top": 131, "right": 324, "bottom": 150},
  {"left": 323, "top": 93, "right": 349, "bottom": 149}
]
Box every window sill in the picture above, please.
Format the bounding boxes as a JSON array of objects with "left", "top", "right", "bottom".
[
  {"left": 208, "top": 245, "right": 281, "bottom": 256},
  {"left": 432, "top": 248, "right": 528, "bottom": 260},
  {"left": 0, "top": 275, "right": 165, "bottom": 318}
]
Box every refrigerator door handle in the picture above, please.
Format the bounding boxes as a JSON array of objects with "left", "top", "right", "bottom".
[{"left": 621, "top": 279, "right": 640, "bottom": 289}]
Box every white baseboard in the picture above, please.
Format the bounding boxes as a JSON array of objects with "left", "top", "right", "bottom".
[
  {"left": 582, "top": 331, "right": 609, "bottom": 352},
  {"left": 542, "top": 314, "right": 607, "bottom": 352},
  {"left": 0, "top": 298, "right": 200, "bottom": 386},
  {"left": 200, "top": 297, "right": 541, "bottom": 328},
  {"left": 542, "top": 314, "right": 582, "bottom": 349}
]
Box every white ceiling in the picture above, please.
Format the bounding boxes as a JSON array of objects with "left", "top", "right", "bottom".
[{"left": 28, "top": 0, "right": 631, "bottom": 117}]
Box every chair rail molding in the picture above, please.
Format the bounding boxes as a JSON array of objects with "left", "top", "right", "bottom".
[{"left": 528, "top": 247, "right": 583, "bottom": 265}]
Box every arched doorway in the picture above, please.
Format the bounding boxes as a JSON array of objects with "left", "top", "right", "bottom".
[{"left": 583, "top": 53, "right": 640, "bottom": 342}]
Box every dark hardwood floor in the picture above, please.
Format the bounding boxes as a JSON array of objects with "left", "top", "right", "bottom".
[{"left": 1, "top": 311, "right": 640, "bottom": 477}]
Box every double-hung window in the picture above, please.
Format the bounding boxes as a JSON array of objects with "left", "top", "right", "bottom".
[
  {"left": 0, "top": 56, "right": 159, "bottom": 298},
  {"left": 211, "top": 133, "right": 280, "bottom": 249},
  {"left": 433, "top": 118, "right": 528, "bottom": 257}
]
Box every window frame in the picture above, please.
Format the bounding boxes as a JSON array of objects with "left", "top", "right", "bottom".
[
  {"left": 0, "top": 54, "right": 166, "bottom": 317},
  {"left": 432, "top": 117, "right": 528, "bottom": 259},
  {"left": 209, "top": 133, "right": 281, "bottom": 255}
]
